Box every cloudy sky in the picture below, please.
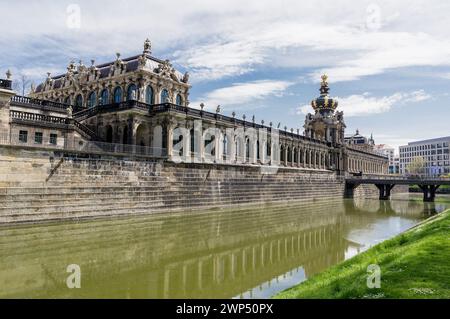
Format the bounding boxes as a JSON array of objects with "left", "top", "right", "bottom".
[{"left": 1, "top": 0, "right": 449, "bottom": 152}]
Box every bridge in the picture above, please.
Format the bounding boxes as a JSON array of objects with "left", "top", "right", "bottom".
[{"left": 345, "top": 175, "right": 450, "bottom": 202}]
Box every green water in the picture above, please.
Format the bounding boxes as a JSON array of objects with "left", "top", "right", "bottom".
[{"left": 0, "top": 194, "right": 448, "bottom": 299}]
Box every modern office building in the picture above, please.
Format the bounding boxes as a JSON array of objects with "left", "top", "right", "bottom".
[
  {"left": 399, "top": 136, "right": 450, "bottom": 176},
  {"left": 374, "top": 144, "right": 398, "bottom": 174},
  {"left": 392, "top": 156, "right": 400, "bottom": 175}
]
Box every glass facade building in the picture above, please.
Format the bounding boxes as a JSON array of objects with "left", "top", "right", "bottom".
[{"left": 399, "top": 136, "right": 450, "bottom": 176}]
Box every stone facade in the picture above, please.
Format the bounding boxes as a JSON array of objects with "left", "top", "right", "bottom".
[
  {"left": 30, "top": 39, "right": 190, "bottom": 109},
  {"left": 0, "top": 40, "right": 393, "bottom": 224},
  {"left": 0, "top": 146, "right": 346, "bottom": 223},
  {"left": 8, "top": 39, "right": 386, "bottom": 176}
]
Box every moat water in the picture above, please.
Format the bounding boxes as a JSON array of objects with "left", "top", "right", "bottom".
[{"left": 0, "top": 193, "right": 448, "bottom": 299}]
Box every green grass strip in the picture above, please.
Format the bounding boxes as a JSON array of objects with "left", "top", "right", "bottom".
[{"left": 274, "top": 209, "right": 450, "bottom": 299}]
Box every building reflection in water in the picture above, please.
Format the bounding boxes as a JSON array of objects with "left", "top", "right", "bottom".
[{"left": 0, "top": 197, "right": 447, "bottom": 299}]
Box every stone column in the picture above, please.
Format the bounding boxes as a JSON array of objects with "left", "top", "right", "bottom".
[
  {"left": 184, "top": 123, "right": 193, "bottom": 163},
  {"left": 269, "top": 142, "right": 275, "bottom": 166},
  {"left": 154, "top": 86, "right": 161, "bottom": 104},
  {"left": 165, "top": 119, "right": 177, "bottom": 161},
  {"left": 0, "top": 80, "right": 15, "bottom": 138},
  {"left": 259, "top": 140, "right": 266, "bottom": 165},
  {"left": 228, "top": 128, "right": 237, "bottom": 164},
  {"left": 129, "top": 118, "right": 138, "bottom": 146},
  {"left": 215, "top": 128, "right": 222, "bottom": 163}
]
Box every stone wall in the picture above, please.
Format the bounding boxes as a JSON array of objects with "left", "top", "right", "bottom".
[{"left": 0, "top": 145, "right": 347, "bottom": 224}]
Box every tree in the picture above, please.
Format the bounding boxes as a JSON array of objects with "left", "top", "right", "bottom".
[
  {"left": 12, "top": 74, "right": 31, "bottom": 96},
  {"left": 406, "top": 156, "right": 426, "bottom": 176}
]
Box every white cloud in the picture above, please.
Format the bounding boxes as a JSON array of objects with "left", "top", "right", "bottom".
[
  {"left": 191, "top": 80, "right": 293, "bottom": 110},
  {"left": 3, "top": 0, "right": 450, "bottom": 84},
  {"left": 297, "top": 90, "right": 431, "bottom": 117}
]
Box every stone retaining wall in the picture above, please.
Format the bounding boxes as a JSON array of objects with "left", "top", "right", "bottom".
[
  {"left": 0, "top": 145, "right": 410, "bottom": 224},
  {"left": 0, "top": 146, "right": 347, "bottom": 224}
]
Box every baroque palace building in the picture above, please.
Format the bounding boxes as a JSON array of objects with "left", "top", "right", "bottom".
[{"left": 0, "top": 39, "right": 388, "bottom": 174}]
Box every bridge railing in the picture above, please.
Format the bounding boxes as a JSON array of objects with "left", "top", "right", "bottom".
[{"left": 346, "top": 173, "right": 450, "bottom": 182}]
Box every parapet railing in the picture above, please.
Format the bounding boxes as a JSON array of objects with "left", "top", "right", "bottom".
[
  {"left": 10, "top": 110, "right": 98, "bottom": 140},
  {"left": 73, "top": 100, "right": 149, "bottom": 119},
  {"left": 345, "top": 144, "right": 389, "bottom": 158},
  {"left": 11, "top": 95, "right": 70, "bottom": 111},
  {"left": 71, "top": 101, "right": 332, "bottom": 147},
  {"left": 150, "top": 103, "right": 332, "bottom": 146},
  {"left": 10, "top": 110, "right": 68, "bottom": 124},
  {"left": 0, "top": 132, "right": 167, "bottom": 158},
  {"left": 0, "top": 79, "right": 12, "bottom": 90}
]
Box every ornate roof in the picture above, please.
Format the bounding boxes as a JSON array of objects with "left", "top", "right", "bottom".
[
  {"left": 34, "top": 39, "right": 188, "bottom": 93},
  {"left": 311, "top": 74, "right": 338, "bottom": 114}
]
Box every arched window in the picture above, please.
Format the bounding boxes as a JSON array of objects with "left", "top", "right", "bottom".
[
  {"left": 127, "top": 84, "right": 137, "bottom": 101},
  {"left": 64, "top": 96, "right": 71, "bottom": 105},
  {"left": 145, "top": 85, "right": 154, "bottom": 104},
  {"left": 87, "top": 91, "right": 96, "bottom": 108},
  {"left": 100, "top": 89, "right": 109, "bottom": 105},
  {"left": 176, "top": 94, "right": 182, "bottom": 106},
  {"left": 75, "top": 94, "right": 83, "bottom": 108},
  {"left": 113, "top": 86, "right": 122, "bottom": 103},
  {"left": 161, "top": 89, "right": 169, "bottom": 103}
]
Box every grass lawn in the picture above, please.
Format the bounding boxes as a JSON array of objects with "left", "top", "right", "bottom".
[{"left": 274, "top": 209, "right": 450, "bottom": 299}]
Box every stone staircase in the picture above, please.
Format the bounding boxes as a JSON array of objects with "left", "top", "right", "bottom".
[{"left": 0, "top": 147, "right": 346, "bottom": 224}]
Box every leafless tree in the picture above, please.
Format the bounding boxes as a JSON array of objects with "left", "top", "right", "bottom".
[{"left": 12, "top": 74, "right": 31, "bottom": 96}]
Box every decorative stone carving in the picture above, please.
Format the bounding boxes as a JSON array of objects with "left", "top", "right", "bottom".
[
  {"left": 67, "top": 105, "right": 73, "bottom": 118},
  {"left": 182, "top": 72, "right": 190, "bottom": 83},
  {"left": 143, "top": 38, "right": 152, "bottom": 55},
  {"left": 138, "top": 54, "right": 146, "bottom": 69},
  {"left": 155, "top": 60, "right": 177, "bottom": 81}
]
